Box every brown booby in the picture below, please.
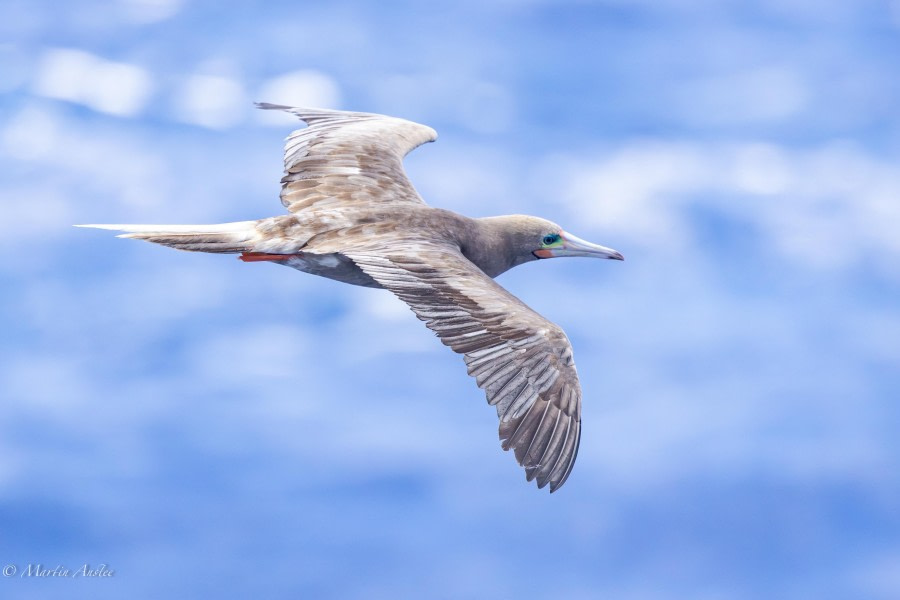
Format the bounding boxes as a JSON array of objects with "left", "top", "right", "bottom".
[{"left": 79, "top": 104, "right": 624, "bottom": 492}]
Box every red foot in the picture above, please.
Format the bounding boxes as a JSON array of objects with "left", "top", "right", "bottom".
[{"left": 239, "top": 252, "right": 295, "bottom": 262}]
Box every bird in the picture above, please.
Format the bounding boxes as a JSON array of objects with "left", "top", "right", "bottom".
[{"left": 78, "top": 103, "right": 623, "bottom": 492}]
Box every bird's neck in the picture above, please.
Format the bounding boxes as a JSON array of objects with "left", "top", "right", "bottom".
[{"left": 464, "top": 216, "right": 530, "bottom": 278}]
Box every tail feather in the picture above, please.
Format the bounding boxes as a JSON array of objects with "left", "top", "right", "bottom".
[{"left": 75, "top": 221, "right": 259, "bottom": 253}]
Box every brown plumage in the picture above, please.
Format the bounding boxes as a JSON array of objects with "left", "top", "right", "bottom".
[{"left": 78, "top": 104, "right": 624, "bottom": 492}]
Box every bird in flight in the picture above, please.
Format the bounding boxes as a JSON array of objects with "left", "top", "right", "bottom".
[{"left": 79, "top": 104, "right": 623, "bottom": 492}]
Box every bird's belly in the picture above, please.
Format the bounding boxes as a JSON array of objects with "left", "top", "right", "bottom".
[{"left": 284, "top": 252, "right": 382, "bottom": 288}]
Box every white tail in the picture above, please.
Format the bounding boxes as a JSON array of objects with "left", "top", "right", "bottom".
[{"left": 75, "top": 221, "right": 259, "bottom": 253}]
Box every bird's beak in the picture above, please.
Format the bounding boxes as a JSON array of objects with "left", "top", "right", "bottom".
[{"left": 534, "top": 231, "right": 624, "bottom": 260}]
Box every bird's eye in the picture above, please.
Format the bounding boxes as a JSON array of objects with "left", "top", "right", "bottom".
[{"left": 542, "top": 234, "right": 560, "bottom": 246}]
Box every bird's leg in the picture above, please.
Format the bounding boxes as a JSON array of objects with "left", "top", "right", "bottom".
[{"left": 239, "top": 252, "right": 296, "bottom": 262}]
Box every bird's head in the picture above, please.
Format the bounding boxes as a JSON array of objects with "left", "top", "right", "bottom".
[{"left": 508, "top": 216, "right": 624, "bottom": 262}]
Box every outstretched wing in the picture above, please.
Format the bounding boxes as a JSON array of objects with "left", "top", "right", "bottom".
[
  {"left": 257, "top": 103, "right": 437, "bottom": 213},
  {"left": 340, "top": 240, "right": 583, "bottom": 492}
]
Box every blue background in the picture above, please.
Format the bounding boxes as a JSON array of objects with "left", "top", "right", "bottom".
[{"left": 2, "top": 0, "right": 899, "bottom": 598}]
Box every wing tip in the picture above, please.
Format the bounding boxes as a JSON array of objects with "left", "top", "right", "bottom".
[
  {"left": 500, "top": 436, "right": 572, "bottom": 494},
  {"left": 500, "top": 416, "right": 580, "bottom": 493},
  {"left": 255, "top": 101, "right": 291, "bottom": 111},
  {"left": 543, "top": 469, "right": 567, "bottom": 493},
  {"left": 255, "top": 102, "right": 436, "bottom": 142},
  {"left": 255, "top": 102, "right": 354, "bottom": 119}
]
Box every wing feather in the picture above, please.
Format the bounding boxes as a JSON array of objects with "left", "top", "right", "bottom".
[
  {"left": 257, "top": 104, "right": 437, "bottom": 213},
  {"left": 341, "top": 241, "right": 583, "bottom": 492}
]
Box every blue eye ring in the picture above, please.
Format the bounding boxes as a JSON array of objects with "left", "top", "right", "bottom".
[{"left": 542, "top": 233, "right": 560, "bottom": 246}]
